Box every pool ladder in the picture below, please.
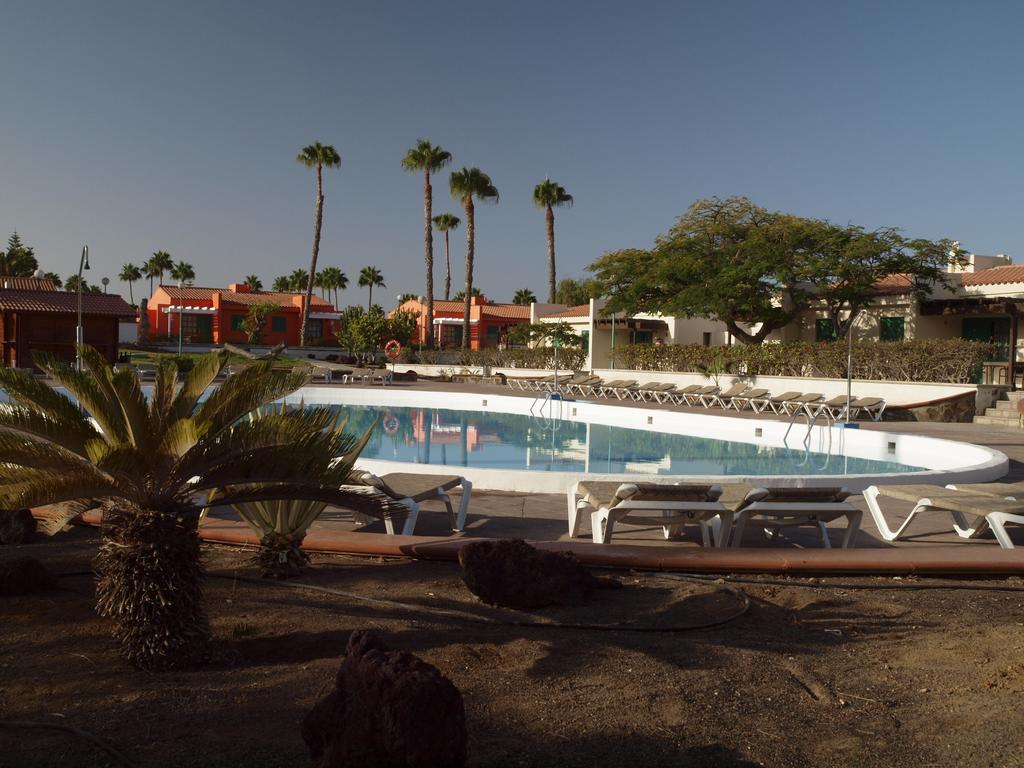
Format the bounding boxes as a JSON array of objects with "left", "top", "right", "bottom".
[
  {"left": 783, "top": 404, "right": 834, "bottom": 457},
  {"left": 530, "top": 390, "right": 564, "bottom": 434}
]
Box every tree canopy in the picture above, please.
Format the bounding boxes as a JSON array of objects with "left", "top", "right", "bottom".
[
  {"left": 589, "top": 196, "right": 962, "bottom": 343},
  {"left": 0, "top": 232, "right": 39, "bottom": 276}
]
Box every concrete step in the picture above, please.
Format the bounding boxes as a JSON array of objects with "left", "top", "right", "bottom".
[
  {"left": 1002, "top": 390, "right": 1024, "bottom": 402},
  {"left": 982, "top": 407, "right": 1018, "bottom": 420},
  {"left": 993, "top": 400, "right": 1022, "bottom": 412},
  {"left": 973, "top": 414, "right": 1020, "bottom": 427}
]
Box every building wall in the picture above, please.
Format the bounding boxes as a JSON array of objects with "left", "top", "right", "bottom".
[{"left": 3, "top": 312, "right": 120, "bottom": 368}]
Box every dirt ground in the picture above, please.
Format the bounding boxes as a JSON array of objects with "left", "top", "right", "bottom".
[{"left": 3, "top": 528, "right": 1024, "bottom": 768}]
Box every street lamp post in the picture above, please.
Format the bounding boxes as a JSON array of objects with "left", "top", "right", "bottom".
[
  {"left": 417, "top": 294, "right": 425, "bottom": 352},
  {"left": 177, "top": 280, "right": 184, "bottom": 355},
  {"left": 75, "top": 246, "right": 90, "bottom": 371},
  {"left": 101, "top": 277, "right": 109, "bottom": 294}
]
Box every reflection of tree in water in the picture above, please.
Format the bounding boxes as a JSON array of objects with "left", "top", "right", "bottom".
[{"left": 321, "top": 404, "right": 917, "bottom": 475}]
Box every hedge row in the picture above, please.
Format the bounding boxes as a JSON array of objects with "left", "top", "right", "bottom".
[
  {"left": 610, "top": 340, "right": 997, "bottom": 384},
  {"left": 399, "top": 346, "right": 587, "bottom": 371}
]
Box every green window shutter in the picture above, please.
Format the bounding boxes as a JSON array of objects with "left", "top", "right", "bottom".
[
  {"left": 231, "top": 315, "right": 244, "bottom": 331},
  {"left": 879, "top": 316, "right": 905, "bottom": 342},
  {"left": 271, "top": 316, "right": 286, "bottom": 333}
]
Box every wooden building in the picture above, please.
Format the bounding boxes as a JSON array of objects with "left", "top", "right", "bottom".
[{"left": 0, "top": 282, "right": 135, "bottom": 368}]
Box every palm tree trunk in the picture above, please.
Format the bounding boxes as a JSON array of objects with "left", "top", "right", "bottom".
[
  {"left": 424, "top": 168, "right": 435, "bottom": 349},
  {"left": 300, "top": 163, "right": 324, "bottom": 347},
  {"left": 367, "top": 286, "right": 372, "bottom": 311},
  {"left": 444, "top": 230, "right": 451, "bottom": 301},
  {"left": 462, "top": 200, "right": 474, "bottom": 349},
  {"left": 94, "top": 505, "right": 209, "bottom": 670},
  {"left": 546, "top": 204, "right": 556, "bottom": 304},
  {"left": 128, "top": 281, "right": 134, "bottom": 305}
]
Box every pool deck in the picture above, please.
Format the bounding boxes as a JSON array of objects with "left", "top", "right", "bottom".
[{"left": 208, "top": 380, "right": 1024, "bottom": 570}]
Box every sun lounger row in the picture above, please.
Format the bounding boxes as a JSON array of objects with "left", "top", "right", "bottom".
[
  {"left": 507, "top": 375, "right": 886, "bottom": 420},
  {"left": 568, "top": 481, "right": 861, "bottom": 547},
  {"left": 569, "top": 479, "right": 1024, "bottom": 549}
]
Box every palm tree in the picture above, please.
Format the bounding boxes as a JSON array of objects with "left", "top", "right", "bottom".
[
  {"left": 43, "top": 271, "right": 63, "bottom": 289},
  {"left": 432, "top": 213, "right": 460, "bottom": 300},
  {"left": 0, "top": 347, "right": 397, "bottom": 669},
  {"left": 533, "top": 179, "right": 574, "bottom": 303},
  {"left": 271, "top": 276, "right": 290, "bottom": 292},
  {"left": 243, "top": 274, "right": 263, "bottom": 291},
  {"left": 119, "top": 263, "right": 142, "bottom": 304},
  {"left": 319, "top": 266, "right": 348, "bottom": 307},
  {"left": 148, "top": 250, "right": 174, "bottom": 288},
  {"left": 358, "top": 266, "right": 385, "bottom": 310},
  {"left": 452, "top": 287, "right": 483, "bottom": 301},
  {"left": 402, "top": 140, "right": 452, "bottom": 348},
  {"left": 513, "top": 288, "right": 537, "bottom": 306},
  {"left": 170, "top": 261, "right": 196, "bottom": 286},
  {"left": 449, "top": 168, "right": 499, "bottom": 348},
  {"left": 288, "top": 268, "right": 309, "bottom": 292},
  {"left": 296, "top": 142, "right": 342, "bottom": 346}
]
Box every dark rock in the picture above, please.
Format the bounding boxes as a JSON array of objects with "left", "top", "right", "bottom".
[
  {"left": 0, "top": 556, "right": 55, "bottom": 596},
  {"left": 0, "top": 509, "right": 37, "bottom": 545},
  {"left": 458, "top": 539, "right": 621, "bottom": 610},
  {"left": 302, "top": 631, "right": 467, "bottom": 768}
]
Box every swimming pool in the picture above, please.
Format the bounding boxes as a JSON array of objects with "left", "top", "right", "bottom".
[{"left": 291, "top": 388, "right": 1008, "bottom": 492}]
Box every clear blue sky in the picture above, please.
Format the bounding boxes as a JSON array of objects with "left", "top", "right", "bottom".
[{"left": 2, "top": 1, "right": 1021, "bottom": 305}]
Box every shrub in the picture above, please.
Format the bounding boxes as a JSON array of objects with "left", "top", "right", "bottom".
[{"left": 609, "top": 339, "right": 995, "bottom": 384}]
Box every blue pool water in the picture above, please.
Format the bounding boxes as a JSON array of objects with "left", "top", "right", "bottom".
[{"left": 328, "top": 403, "right": 923, "bottom": 476}]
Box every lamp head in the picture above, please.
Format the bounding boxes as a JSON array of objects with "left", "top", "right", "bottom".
[{"left": 82, "top": 245, "right": 90, "bottom": 270}]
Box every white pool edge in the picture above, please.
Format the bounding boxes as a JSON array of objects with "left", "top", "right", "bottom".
[{"left": 297, "top": 387, "right": 1009, "bottom": 493}]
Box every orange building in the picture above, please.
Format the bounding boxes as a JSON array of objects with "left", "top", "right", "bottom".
[
  {"left": 146, "top": 283, "right": 340, "bottom": 346},
  {"left": 396, "top": 295, "right": 530, "bottom": 349}
]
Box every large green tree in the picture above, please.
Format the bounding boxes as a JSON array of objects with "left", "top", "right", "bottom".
[
  {"left": 0, "top": 232, "right": 39, "bottom": 276},
  {"left": 432, "top": 213, "right": 460, "bottom": 300},
  {"left": 402, "top": 140, "right": 452, "bottom": 347},
  {"left": 0, "top": 348, "right": 397, "bottom": 669},
  {"left": 533, "top": 179, "right": 574, "bottom": 303},
  {"left": 449, "top": 168, "right": 499, "bottom": 348},
  {"left": 296, "top": 142, "right": 342, "bottom": 346},
  {"left": 147, "top": 250, "right": 174, "bottom": 291},
  {"left": 358, "top": 266, "right": 385, "bottom": 310},
  {"left": 555, "top": 277, "right": 602, "bottom": 306}
]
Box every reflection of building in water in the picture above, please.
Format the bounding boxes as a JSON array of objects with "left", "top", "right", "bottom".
[
  {"left": 525, "top": 434, "right": 589, "bottom": 469},
  {"left": 622, "top": 455, "right": 672, "bottom": 474},
  {"left": 409, "top": 409, "right": 497, "bottom": 453}
]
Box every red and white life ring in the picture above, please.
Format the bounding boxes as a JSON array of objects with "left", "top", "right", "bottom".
[{"left": 384, "top": 339, "right": 402, "bottom": 360}]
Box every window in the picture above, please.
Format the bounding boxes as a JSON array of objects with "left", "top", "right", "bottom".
[
  {"left": 231, "top": 315, "right": 245, "bottom": 331},
  {"left": 963, "top": 317, "right": 1011, "bottom": 362},
  {"left": 485, "top": 325, "right": 500, "bottom": 344},
  {"left": 815, "top": 319, "right": 837, "bottom": 342},
  {"left": 879, "top": 316, "right": 905, "bottom": 342},
  {"left": 633, "top": 330, "right": 654, "bottom": 344},
  {"left": 702, "top": 332, "right": 712, "bottom": 347},
  {"left": 306, "top": 319, "right": 323, "bottom": 341},
  {"left": 580, "top": 330, "right": 590, "bottom": 348},
  {"left": 271, "top": 316, "right": 286, "bottom": 333}
]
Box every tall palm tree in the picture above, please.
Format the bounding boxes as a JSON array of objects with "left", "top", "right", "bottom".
[
  {"left": 513, "top": 288, "right": 537, "bottom": 306},
  {"left": 533, "top": 179, "right": 574, "bottom": 303},
  {"left": 271, "top": 276, "right": 290, "bottom": 292},
  {"left": 358, "top": 266, "right": 385, "bottom": 310},
  {"left": 402, "top": 140, "right": 452, "bottom": 348},
  {"left": 243, "top": 274, "right": 263, "bottom": 291},
  {"left": 149, "top": 250, "right": 174, "bottom": 288},
  {"left": 170, "top": 261, "right": 196, "bottom": 286},
  {"left": 449, "top": 168, "right": 499, "bottom": 348},
  {"left": 296, "top": 142, "right": 342, "bottom": 346},
  {"left": 119, "top": 263, "right": 142, "bottom": 305},
  {"left": 319, "top": 266, "right": 348, "bottom": 307},
  {"left": 0, "top": 347, "right": 396, "bottom": 669},
  {"left": 432, "top": 213, "right": 460, "bottom": 300},
  {"left": 288, "top": 268, "right": 309, "bottom": 292}
]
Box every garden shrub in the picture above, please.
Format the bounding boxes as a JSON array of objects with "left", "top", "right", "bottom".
[{"left": 609, "top": 339, "right": 995, "bottom": 384}]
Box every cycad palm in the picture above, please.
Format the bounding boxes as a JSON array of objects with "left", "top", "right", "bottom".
[
  {"left": 449, "top": 168, "right": 499, "bottom": 348},
  {"left": 297, "top": 142, "right": 342, "bottom": 346},
  {"left": 358, "top": 266, "right": 385, "bottom": 310},
  {"left": 432, "top": 213, "right": 460, "bottom": 301},
  {"left": 0, "top": 347, "right": 393, "bottom": 670},
  {"left": 402, "top": 140, "right": 452, "bottom": 348},
  {"left": 119, "top": 263, "right": 142, "bottom": 305},
  {"left": 533, "top": 179, "right": 574, "bottom": 303}
]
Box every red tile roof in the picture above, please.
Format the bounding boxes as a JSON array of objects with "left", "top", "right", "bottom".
[
  {"left": 0, "top": 276, "right": 58, "bottom": 291},
  {"left": 480, "top": 304, "right": 531, "bottom": 320},
  {"left": 160, "top": 285, "right": 332, "bottom": 308},
  {"left": 869, "top": 274, "right": 916, "bottom": 295},
  {"left": 0, "top": 290, "right": 135, "bottom": 317},
  {"left": 541, "top": 304, "right": 590, "bottom": 319},
  {"left": 962, "top": 265, "right": 1024, "bottom": 286}
]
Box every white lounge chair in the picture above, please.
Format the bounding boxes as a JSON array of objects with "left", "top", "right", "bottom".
[
  {"left": 356, "top": 471, "right": 473, "bottom": 534},
  {"left": 864, "top": 484, "right": 1024, "bottom": 548},
  {"left": 708, "top": 383, "right": 749, "bottom": 409},
  {"left": 762, "top": 391, "right": 803, "bottom": 413},
  {"left": 567, "top": 481, "right": 729, "bottom": 546},
  {"left": 729, "top": 486, "right": 862, "bottom": 548},
  {"left": 730, "top": 387, "right": 770, "bottom": 411},
  {"left": 675, "top": 384, "right": 718, "bottom": 406}
]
